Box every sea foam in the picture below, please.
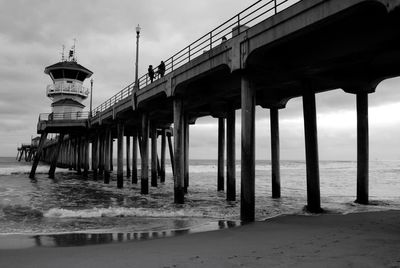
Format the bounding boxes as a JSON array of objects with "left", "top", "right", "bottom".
[
  {"left": 0, "top": 166, "right": 72, "bottom": 176},
  {"left": 44, "top": 207, "right": 205, "bottom": 219}
]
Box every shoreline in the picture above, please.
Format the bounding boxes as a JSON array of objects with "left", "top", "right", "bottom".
[
  {"left": 0, "top": 219, "right": 241, "bottom": 249},
  {"left": 1, "top": 210, "right": 399, "bottom": 267}
]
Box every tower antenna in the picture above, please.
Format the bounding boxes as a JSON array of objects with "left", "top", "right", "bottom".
[
  {"left": 73, "top": 38, "right": 77, "bottom": 62},
  {"left": 61, "top": 45, "right": 65, "bottom": 61}
]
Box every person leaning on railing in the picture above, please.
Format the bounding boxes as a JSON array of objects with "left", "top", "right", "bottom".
[
  {"left": 148, "top": 65, "right": 155, "bottom": 82},
  {"left": 158, "top": 61, "right": 165, "bottom": 77}
]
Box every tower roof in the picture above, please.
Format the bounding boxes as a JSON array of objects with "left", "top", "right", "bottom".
[{"left": 44, "top": 61, "right": 93, "bottom": 81}]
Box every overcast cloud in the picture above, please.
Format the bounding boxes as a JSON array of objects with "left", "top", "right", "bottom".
[{"left": 1, "top": 0, "right": 400, "bottom": 160}]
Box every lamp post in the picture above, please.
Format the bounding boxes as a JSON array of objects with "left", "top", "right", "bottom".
[
  {"left": 135, "top": 24, "right": 141, "bottom": 89},
  {"left": 90, "top": 78, "right": 93, "bottom": 118}
]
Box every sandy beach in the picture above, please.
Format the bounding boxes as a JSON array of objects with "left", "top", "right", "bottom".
[{"left": 0, "top": 210, "right": 399, "bottom": 268}]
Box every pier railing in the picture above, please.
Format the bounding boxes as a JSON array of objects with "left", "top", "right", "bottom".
[
  {"left": 91, "top": 0, "right": 300, "bottom": 117},
  {"left": 39, "top": 112, "right": 90, "bottom": 121}
]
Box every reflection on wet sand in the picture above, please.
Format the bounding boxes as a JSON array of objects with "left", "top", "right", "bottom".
[{"left": 31, "top": 220, "right": 239, "bottom": 247}]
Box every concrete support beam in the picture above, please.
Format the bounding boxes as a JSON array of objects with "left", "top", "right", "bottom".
[
  {"left": 227, "top": 109, "right": 236, "bottom": 201},
  {"left": 217, "top": 118, "right": 225, "bottom": 191},
  {"left": 83, "top": 136, "right": 89, "bottom": 178},
  {"left": 67, "top": 141, "right": 71, "bottom": 169},
  {"left": 110, "top": 138, "right": 114, "bottom": 171},
  {"left": 77, "top": 137, "right": 82, "bottom": 175},
  {"left": 270, "top": 108, "right": 281, "bottom": 198},
  {"left": 241, "top": 75, "right": 255, "bottom": 222},
  {"left": 71, "top": 139, "right": 76, "bottom": 171},
  {"left": 160, "top": 129, "right": 166, "bottom": 183},
  {"left": 184, "top": 116, "right": 189, "bottom": 193},
  {"left": 49, "top": 133, "right": 64, "bottom": 179},
  {"left": 104, "top": 128, "right": 111, "bottom": 184},
  {"left": 126, "top": 134, "right": 131, "bottom": 178},
  {"left": 29, "top": 132, "right": 48, "bottom": 179},
  {"left": 167, "top": 132, "right": 175, "bottom": 176},
  {"left": 117, "top": 123, "right": 124, "bottom": 188},
  {"left": 173, "top": 97, "right": 185, "bottom": 203},
  {"left": 132, "top": 129, "right": 138, "bottom": 184},
  {"left": 141, "top": 113, "right": 149, "bottom": 194},
  {"left": 98, "top": 133, "right": 104, "bottom": 176},
  {"left": 302, "top": 90, "right": 322, "bottom": 213},
  {"left": 356, "top": 92, "right": 369, "bottom": 204},
  {"left": 92, "top": 136, "right": 98, "bottom": 179},
  {"left": 151, "top": 123, "right": 158, "bottom": 187}
]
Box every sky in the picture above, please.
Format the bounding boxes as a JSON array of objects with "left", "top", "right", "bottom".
[{"left": 1, "top": 0, "right": 400, "bottom": 160}]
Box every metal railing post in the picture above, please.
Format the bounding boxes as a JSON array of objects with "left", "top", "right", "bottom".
[
  {"left": 210, "top": 32, "right": 212, "bottom": 50},
  {"left": 188, "top": 46, "right": 191, "bottom": 62},
  {"left": 274, "top": 0, "right": 277, "bottom": 13}
]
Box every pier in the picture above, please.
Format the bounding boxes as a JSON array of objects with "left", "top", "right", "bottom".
[{"left": 29, "top": 0, "right": 400, "bottom": 221}]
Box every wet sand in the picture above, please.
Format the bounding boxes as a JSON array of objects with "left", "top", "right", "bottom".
[{"left": 0, "top": 210, "right": 399, "bottom": 267}]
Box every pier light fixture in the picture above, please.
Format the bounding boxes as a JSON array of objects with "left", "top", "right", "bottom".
[
  {"left": 90, "top": 78, "right": 94, "bottom": 118},
  {"left": 135, "top": 24, "right": 141, "bottom": 89},
  {"left": 136, "top": 24, "right": 141, "bottom": 35}
]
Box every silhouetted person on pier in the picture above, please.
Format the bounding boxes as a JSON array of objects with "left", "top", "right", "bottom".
[
  {"left": 158, "top": 61, "right": 165, "bottom": 77},
  {"left": 148, "top": 65, "right": 154, "bottom": 82}
]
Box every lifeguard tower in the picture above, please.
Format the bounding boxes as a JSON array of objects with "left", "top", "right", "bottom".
[
  {"left": 31, "top": 43, "right": 94, "bottom": 179},
  {"left": 44, "top": 44, "right": 93, "bottom": 120}
]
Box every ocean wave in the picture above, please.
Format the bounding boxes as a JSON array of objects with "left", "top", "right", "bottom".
[
  {"left": 0, "top": 164, "right": 273, "bottom": 175},
  {"left": 1, "top": 204, "right": 43, "bottom": 219},
  {"left": 0, "top": 166, "right": 72, "bottom": 176},
  {"left": 185, "top": 164, "right": 272, "bottom": 173},
  {"left": 44, "top": 207, "right": 210, "bottom": 219}
]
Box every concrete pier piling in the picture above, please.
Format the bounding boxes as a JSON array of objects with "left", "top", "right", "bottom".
[
  {"left": 98, "top": 133, "right": 104, "bottom": 176},
  {"left": 72, "top": 139, "right": 77, "bottom": 171},
  {"left": 126, "top": 134, "right": 131, "bottom": 178},
  {"left": 83, "top": 136, "right": 89, "bottom": 178},
  {"left": 157, "top": 155, "right": 161, "bottom": 177},
  {"left": 270, "top": 108, "right": 281, "bottom": 199},
  {"left": 141, "top": 113, "right": 149, "bottom": 194},
  {"left": 104, "top": 128, "right": 111, "bottom": 184},
  {"left": 77, "top": 137, "right": 82, "bottom": 175},
  {"left": 117, "top": 123, "right": 124, "bottom": 188},
  {"left": 356, "top": 91, "right": 369, "bottom": 204},
  {"left": 217, "top": 118, "right": 225, "bottom": 191},
  {"left": 110, "top": 138, "right": 114, "bottom": 171},
  {"left": 173, "top": 97, "right": 185, "bottom": 204},
  {"left": 226, "top": 109, "right": 236, "bottom": 201},
  {"left": 160, "top": 129, "right": 166, "bottom": 183},
  {"left": 29, "top": 132, "right": 48, "bottom": 179},
  {"left": 184, "top": 116, "right": 189, "bottom": 193},
  {"left": 303, "top": 90, "right": 321, "bottom": 213},
  {"left": 49, "top": 133, "right": 64, "bottom": 179},
  {"left": 241, "top": 76, "right": 255, "bottom": 222},
  {"left": 132, "top": 129, "right": 138, "bottom": 184},
  {"left": 92, "top": 135, "right": 98, "bottom": 179},
  {"left": 151, "top": 123, "right": 158, "bottom": 187},
  {"left": 167, "top": 132, "right": 175, "bottom": 176}
]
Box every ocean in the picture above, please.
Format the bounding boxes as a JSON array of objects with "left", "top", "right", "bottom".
[{"left": 0, "top": 156, "right": 399, "bottom": 247}]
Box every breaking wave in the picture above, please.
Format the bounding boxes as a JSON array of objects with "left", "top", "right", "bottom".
[
  {"left": 44, "top": 207, "right": 209, "bottom": 219},
  {"left": 0, "top": 166, "right": 72, "bottom": 176}
]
